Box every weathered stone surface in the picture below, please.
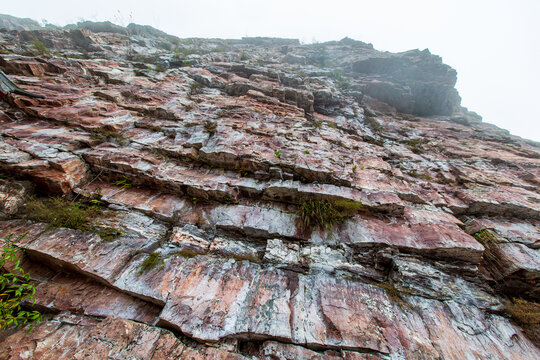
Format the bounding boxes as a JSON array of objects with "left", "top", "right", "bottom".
[
  {"left": 0, "top": 314, "right": 249, "bottom": 360},
  {"left": 0, "top": 15, "right": 539, "bottom": 359}
]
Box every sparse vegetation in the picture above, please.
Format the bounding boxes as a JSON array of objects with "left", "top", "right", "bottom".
[
  {"left": 407, "top": 170, "right": 433, "bottom": 181},
  {"left": 330, "top": 69, "right": 351, "bottom": 90},
  {"left": 352, "top": 165, "right": 357, "bottom": 172},
  {"left": 364, "top": 116, "right": 383, "bottom": 133},
  {"left": 90, "top": 128, "right": 128, "bottom": 146},
  {"left": 303, "top": 150, "right": 310, "bottom": 154},
  {"left": 138, "top": 252, "right": 164, "bottom": 275},
  {"left": 112, "top": 176, "right": 132, "bottom": 189},
  {"left": 22, "top": 197, "right": 122, "bottom": 242},
  {"left": 296, "top": 199, "right": 363, "bottom": 231},
  {"left": 0, "top": 234, "right": 42, "bottom": 331},
  {"left": 369, "top": 281, "right": 409, "bottom": 309},
  {"left": 312, "top": 119, "right": 322, "bottom": 128},
  {"left": 405, "top": 139, "right": 428, "bottom": 154},
  {"left": 22, "top": 197, "right": 101, "bottom": 231},
  {"left": 506, "top": 298, "right": 540, "bottom": 343},
  {"left": 204, "top": 120, "right": 218, "bottom": 134},
  {"left": 31, "top": 38, "right": 50, "bottom": 55},
  {"left": 473, "top": 229, "right": 500, "bottom": 244},
  {"left": 274, "top": 150, "right": 281, "bottom": 159}
]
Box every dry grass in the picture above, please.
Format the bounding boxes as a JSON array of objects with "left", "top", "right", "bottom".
[{"left": 506, "top": 298, "right": 540, "bottom": 344}]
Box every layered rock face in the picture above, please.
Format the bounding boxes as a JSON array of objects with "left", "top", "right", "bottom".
[{"left": 0, "top": 15, "right": 539, "bottom": 359}]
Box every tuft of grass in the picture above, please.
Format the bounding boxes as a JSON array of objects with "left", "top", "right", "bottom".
[
  {"left": 112, "top": 176, "right": 132, "bottom": 189},
  {"left": 405, "top": 139, "right": 427, "bottom": 154},
  {"left": 296, "top": 199, "right": 362, "bottom": 232},
  {"left": 312, "top": 119, "right": 322, "bottom": 128},
  {"left": 303, "top": 150, "right": 310, "bottom": 154},
  {"left": 506, "top": 298, "right": 540, "bottom": 343},
  {"left": 22, "top": 197, "right": 100, "bottom": 231},
  {"left": 364, "top": 116, "right": 383, "bottom": 133},
  {"left": 22, "top": 197, "right": 122, "bottom": 242},
  {"left": 90, "top": 128, "right": 128, "bottom": 146},
  {"left": 407, "top": 170, "right": 433, "bottom": 181},
  {"left": 204, "top": 120, "right": 217, "bottom": 134},
  {"left": 274, "top": 150, "right": 281, "bottom": 159},
  {"left": 31, "top": 38, "right": 50, "bottom": 55},
  {"left": 352, "top": 165, "right": 357, "bottom": 172},
  {"left": 138, "top": 252, "right": 164, "bottom": 275}
]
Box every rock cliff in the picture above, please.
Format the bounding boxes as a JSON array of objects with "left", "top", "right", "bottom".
[{"left": 0, "top": 14, "right": 539, "bottom": 359}]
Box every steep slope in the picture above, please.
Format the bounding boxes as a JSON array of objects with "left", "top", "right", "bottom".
[{"left": 0, "top": 15, "right": 539, "bottom": 359}]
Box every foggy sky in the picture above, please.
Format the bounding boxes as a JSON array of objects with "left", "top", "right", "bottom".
[{"left": 3, "top": 0, "right": 539, "bottom": 141}]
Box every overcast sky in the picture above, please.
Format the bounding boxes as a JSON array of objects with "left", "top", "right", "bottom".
[{"left": 3, "top": 0, "right": 540, "bottom": 141}]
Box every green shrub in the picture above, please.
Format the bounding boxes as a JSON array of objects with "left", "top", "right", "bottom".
[
  {"left": 296, "top": 199, "right": 362, "bottom": 231},
  {"left": 0, "top": 234, "right": 42, "bottom": 331}
]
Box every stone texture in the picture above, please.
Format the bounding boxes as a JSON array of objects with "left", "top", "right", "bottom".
[{"left": 0, "top": 15, "right": 539, "bottom": 359}]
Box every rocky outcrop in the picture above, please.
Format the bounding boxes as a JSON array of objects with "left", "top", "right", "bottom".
[{"left": 0, "top": 16, "right": 539, "bottom": 359}]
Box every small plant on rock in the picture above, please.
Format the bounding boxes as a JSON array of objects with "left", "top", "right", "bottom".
[
  {"left": 0, "top": 234, "right": 42, "bottom": 331},
  {"left": 506, "top": 298, "right": 540, "bottom": 343},
  {"left": 204, "top": 120, "right": 217, "bottom": 134},
  {"left": 31, "top": 38, "right": 49, "bottom": 55},
  {"left": 296, "top": 199, "right": 362, "bottom": 232},
  {"left": 274, "top": 150, "right": 281, "bottom": 159},
  {"left": 112, "top": 176, "right": 132, "bottom": 189},
  {"left": 138, "top": 252, "right": 164, "bottom": 275}
]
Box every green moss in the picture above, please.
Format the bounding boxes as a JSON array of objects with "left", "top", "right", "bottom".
[
  {"left": 95, "top": 228, "right": 123, "bottom": 242},
  {"left": 296, "top": 199, "right": 362, "bottom": 232},
  {"left": 138, "top": 252, "right": 164, "bottom": 275},
  {"left": 473, "top": 229, "right": 500, "bottom": 244},
  {"left": 407, "top": 170, "right": 433, "bottom": 181}
]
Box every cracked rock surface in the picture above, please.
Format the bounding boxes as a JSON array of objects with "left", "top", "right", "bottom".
[{"left": 0, "top": 14, "right": 539, "bottom": 359}]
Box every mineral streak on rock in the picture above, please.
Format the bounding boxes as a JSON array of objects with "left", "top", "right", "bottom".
[{"left": 0, "top": 14, "right": 539, "bottom": 359}]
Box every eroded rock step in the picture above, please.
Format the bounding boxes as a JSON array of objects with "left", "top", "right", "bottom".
[
  {"left": 0, "top": 227, "right": 537, "bottom": 359},
  {"left": 76, "top": 182, "right": 484, "bottom": 263}
]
